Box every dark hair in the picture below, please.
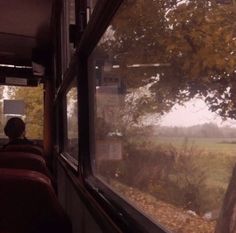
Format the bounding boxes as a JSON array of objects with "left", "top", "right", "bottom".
[{"left": 4, "top": 117, "right": 25, "bottom": 139}]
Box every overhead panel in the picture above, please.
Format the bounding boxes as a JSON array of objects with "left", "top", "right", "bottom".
[{"left": 0, "top": 0, "right": 53, "bottom": 81}]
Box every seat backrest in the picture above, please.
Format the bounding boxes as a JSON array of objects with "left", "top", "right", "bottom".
[
  {"left": 0, "top": 152, "right": 50, "bottom": 177},
  {"left": 0, "top": 169, "right": 71, "bottom": 233},
  {"left": 3, "top": 144, "right": 44, "bottom": 157}
]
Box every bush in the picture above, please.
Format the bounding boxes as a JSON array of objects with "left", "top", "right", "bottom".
[{"left": 97, "top": 138, "right": 230, "bottom": 215}]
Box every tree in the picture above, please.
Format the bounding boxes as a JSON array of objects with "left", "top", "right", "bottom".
[
  {"left": 215, "top": 164, "right": 236, "bottom": 233},
  {"left": 66, "top": 86, "right": 78, "bottom": 139},
  {"left": 97, "top": 0, "right": 236, "bottom": 123}
]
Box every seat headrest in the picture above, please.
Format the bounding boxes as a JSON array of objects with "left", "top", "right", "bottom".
[{"left": 0, "top": 152, "right": 50, "bottom": 177}]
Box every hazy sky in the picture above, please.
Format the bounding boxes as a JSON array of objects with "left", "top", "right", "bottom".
[{"left": 160, "top": 98, "right": 236, "bottom": 127}]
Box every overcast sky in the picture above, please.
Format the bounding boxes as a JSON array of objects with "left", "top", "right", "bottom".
[{"left": 160, "top": 98, "right": 236, "bottom": 128}]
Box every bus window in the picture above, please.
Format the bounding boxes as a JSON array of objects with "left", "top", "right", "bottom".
[
  {"left": 89, "top": 1, "right": 236, "bottom": 232},
  {"left": 63, "top": 78, "right": 78, "bottom": 167},
  {"left": 2, "top": 85, "right": 43, "bottom": 140}
]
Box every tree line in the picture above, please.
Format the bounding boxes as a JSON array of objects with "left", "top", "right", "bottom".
[{"left": 155, "top": 123, "right": 236, "bottom": 138}]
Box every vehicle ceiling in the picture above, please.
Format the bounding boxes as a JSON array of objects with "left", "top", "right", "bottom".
[{"left": 0, "top": 0, "right": 53, "bottom": 82}]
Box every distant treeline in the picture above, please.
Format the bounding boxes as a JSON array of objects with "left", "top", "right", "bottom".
[{"left": 154, "top": 123, "right": 236, "bottom": 138}]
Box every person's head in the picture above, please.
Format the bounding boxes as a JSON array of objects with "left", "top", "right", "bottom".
[{"left": 4, "top": 117, "right": 26, "bottom": 140}]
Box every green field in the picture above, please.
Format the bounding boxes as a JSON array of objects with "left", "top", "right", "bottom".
[
  {"left": 127, "top": 136, "right": 236, "bottom": 197},
  {"left": 132, "top": 136, "right": 236, "bottom": 155}
]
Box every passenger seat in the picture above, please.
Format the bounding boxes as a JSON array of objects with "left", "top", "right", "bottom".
[{"left": 0, "top": 168, "right": 72, "bottom": 233}]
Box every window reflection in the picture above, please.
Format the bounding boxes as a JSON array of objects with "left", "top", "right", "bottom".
[
  {"left": 64, "top": 81, "right": 78, "bottom": 163},
  {"left": 89, "top": 0, "right": 236, "bottom": 232}
]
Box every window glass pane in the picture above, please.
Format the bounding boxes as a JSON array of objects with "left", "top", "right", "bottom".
[
  {"left": 64, "top": 79, "right": 78, "bottom": 163},
  {"left": 1, "top": 85, "right": 43, "bottom": 139},
  {"left": 89, "top": 1, "right": 236, "bottom": 232}
]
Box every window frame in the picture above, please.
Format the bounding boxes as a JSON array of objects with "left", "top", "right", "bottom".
[
  {"left": 86, "top": 0, "right": 98, "bottom": 23},
  {"left": 54, "top": 0, "right": 170, "bottom": 232},
  {"left": 54, "top": 0, "right": 82, "bottom": 171},
  {"left": 56, "top": 55, "right": 79, "bottom": 170}
]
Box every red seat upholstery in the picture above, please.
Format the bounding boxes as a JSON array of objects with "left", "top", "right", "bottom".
[
  {"left": 3, "top": 144, "right": 44, "bottom": 157},
  {"left": 0, "top": 152, "right": 50, "bottom": 177},
  {"left": 0, "top": 169, "right": 71, "bottom": 233}
]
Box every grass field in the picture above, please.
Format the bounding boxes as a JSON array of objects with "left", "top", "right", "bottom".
[
  {"left": 131, "top": 136, "right": 236, "bottom": 155},
  {"left": 156, "top": 137, "right": 236, "bottom": 189},
  {"left": 127, "top": 136, "right": 236, "bottom": 201},
  {"left": 164, "top": 137, "right": 234, "bottom": 179}
]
